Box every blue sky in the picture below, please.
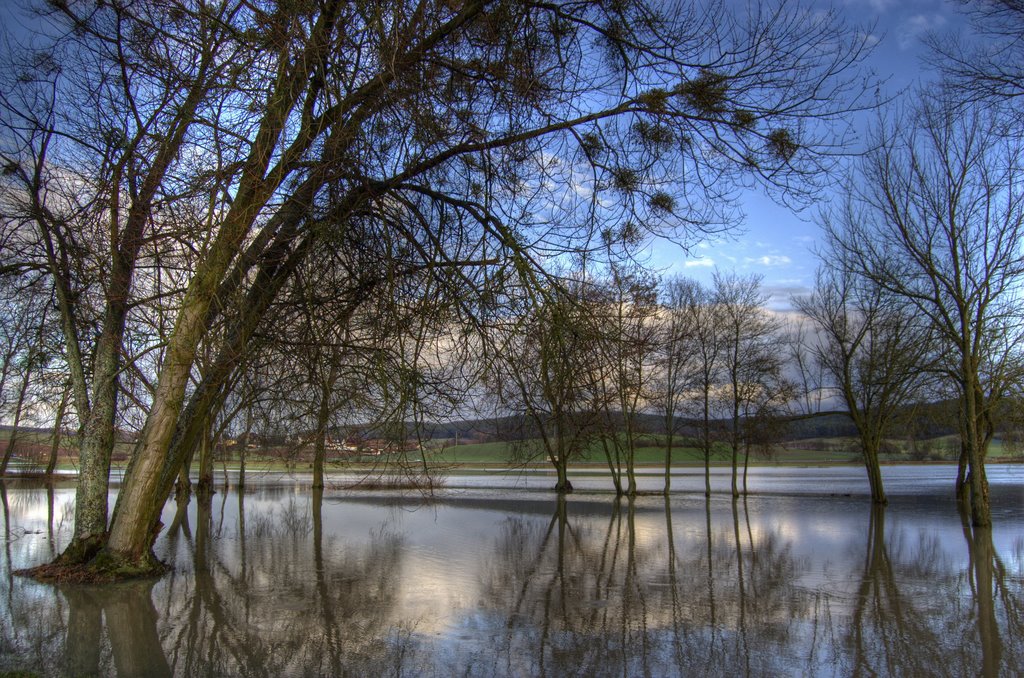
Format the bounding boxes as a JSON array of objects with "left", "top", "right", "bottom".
[
  {"left": 1, "top": 0, "right": 966, "bottom": 311},
  {"left": 646, "top": 0, "right": 969, "bottom": 308}
]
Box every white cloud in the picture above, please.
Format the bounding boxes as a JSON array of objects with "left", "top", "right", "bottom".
[
  {"left": 684, "top": 257, "right": 715, "bottom": 268},
  {"left": 860, "top": 31, "right": 881, "bottom": 49},
  {"left": 745, "top": 255, "right": 792, "bottom": 267},
  {"left": 841, "top": 0, "right": 896, "bottom": 13},
  {"left": 899, "top": 13, "right": 946, "bottom": 49}
]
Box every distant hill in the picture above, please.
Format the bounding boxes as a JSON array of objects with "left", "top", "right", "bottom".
[
  {"left": 416, "top": 411, "right": 863, "bottom": 443},
  {"left": 417, "top": 404, "right": 963, "bottom": 445},
  {"left": 4, "top": 399, "right": 967, "bottom": 448}
]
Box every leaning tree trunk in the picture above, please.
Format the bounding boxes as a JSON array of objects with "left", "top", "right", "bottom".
[
  {"left": 104, "top": 180, "right": 307, "bottom": 566},
  {"left": 601, "top": 438, "right": 623, "bottom": 496},
  {"left": 103, "top": 220, "right": 316, "bottom": 569},
  {"left": 104, "top": 301, "right": 228, "bottom": 568},
  {"left": 103, "top": 198, "right": 324, "bottom": 566}
]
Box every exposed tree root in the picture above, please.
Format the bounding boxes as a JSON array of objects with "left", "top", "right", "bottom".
[{"left": 15, "top": 548, "right": 167, "bottom": 584}]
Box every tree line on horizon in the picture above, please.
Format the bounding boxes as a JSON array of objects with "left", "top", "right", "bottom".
[{"left": 0, "top": 0, "right": 1020, "bottom": 580}]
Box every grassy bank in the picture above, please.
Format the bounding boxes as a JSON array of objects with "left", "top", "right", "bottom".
[{"left": 3, "top": 430, "right": 1020, "bottom": 479}]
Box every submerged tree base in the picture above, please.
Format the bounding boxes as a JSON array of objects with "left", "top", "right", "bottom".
[{"left": 15, "top": 548, "right": 168, "bottom": 584}]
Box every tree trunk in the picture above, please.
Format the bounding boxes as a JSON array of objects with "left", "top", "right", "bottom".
[
  {"left": 175, "top": 446, "right": 193, "bottom": 499},
  {"left": 46, "top": 483, "right": 55, "bottom": 552},
  {"left": 312, "top": 406, "right": 328, "bottom": 490},
  {"left": 62, "top": 333, "right": 121, "bottom": 563},
  {"left": 0, "top": 352, "right": 33, "bottom": 475},
  {"left": 45, "top": 384, "right": 70, "bottom": 477},
  {"left": 703, "top": 442, "right": 712, "bottom": 498},
  {"left": 313, "top": 364, "right": 337, "bottom": 490},
  {"left": 554, "top": 460, "right": 573, "bottom": 493},
  {"left": 663, "top": 420, "right": 674, "bottom": 495},
  {"left": 962, "top": 372, "right": 992, "bottom": 526},
  {"left": 862, "top": 434, "right": 887, "bottom": 505},
  {"left": 966, "top": 441, "right": 991, "bottom": 526},
  {"left": 104, "top": 245, "right": 281, "bottom": 563},
  {"left": 624, "top": 417, "right": 637, "bottom": 497},
  {"left": 601, "top": 438, "right": 623, "bottom": 495},
  {"left": 702, "top": 388, "right": 712, "bottom": 498},
  {"left": 102, "top": 196, "right": 325, "bottom": 567},
  {"left": 554, "top": 437, "right": 573, "bottom": 493},
  {"left": 196, "top": 416, "right": 215, "bottom": 497},
  {"left": 955, "top": 438, "right": 969, "bottom": 503},
  {"left": 100, "top": 39, "right": 331, "bottom": 565},
  {"left": 238, "top": 435, "right": 247, "bottom": 490},
  {"left": 730, "top": 380, "right": 740, "bottom": 499},
  {"left": 742, "top": 441, "right": 751, "bottom": 496}
]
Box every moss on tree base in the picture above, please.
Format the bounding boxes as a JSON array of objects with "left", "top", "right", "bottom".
[
  {"left": 53, "top": 533, "right": 105, "bottom": 567},
  {"left": 15, "top": 548, "right": 167, "bottom": 584}
]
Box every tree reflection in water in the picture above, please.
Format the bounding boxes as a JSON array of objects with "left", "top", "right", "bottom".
[
  {"left": 62, "top": 579, "right": 171, "bottom": 677},
  {"left": 0, "top": 481, "right": 1021, "bottom": 676},
  {"left": 153, "top": 489, "right": 411, "bottom": 676},
  {"left": 845, "top": 503, "right": 1022, "bottom": 677},
  {"left": 473, "top": 495, "right": 811, "bottom": 677}
]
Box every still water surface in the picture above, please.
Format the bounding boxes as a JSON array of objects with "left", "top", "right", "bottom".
[{"left": 1, "top": 465, "right": 1022, "bottom": 676}]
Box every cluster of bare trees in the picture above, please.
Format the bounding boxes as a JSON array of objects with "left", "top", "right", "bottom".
[
  {"left": 0, "top": 274, "right": 73, "bottom": 476},
  {"left": 487, "top": 270, "right": 792, "bottom": 498}
]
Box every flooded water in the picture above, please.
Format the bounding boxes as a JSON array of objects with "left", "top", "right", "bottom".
[{"left": 1, "top": 465, "right": 1022, "bottom": 677}]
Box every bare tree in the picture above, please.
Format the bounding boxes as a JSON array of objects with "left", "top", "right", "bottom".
[
  {"left": 594, "top": 266, "right": 659, "bottom": 496},
  {"left": 785, "top": 316, "right": 828, "bottom": 418},
  {"left": 488, "top": 279, "right": 605, "bottom": 493},
  {"left": 0, "top": 276, "right": 53, "bottom": 475},
  {"left": 712, "top": 271, "right": 783, "bottom": 498},
  {"left": 736, "top": 358, "right": 795, "bottom": 494},
  {"left": 825, "top": 93, "right": 1024, "bottom": 525},
  {"left": 670, "top": 278, "right": 724, "bottom": 497},
  {"left": 926, "top": 1, "right": 1024, "bottom": 120},
  {"left": 653, "top": 275, "right": 701, "bottom": 494},
  {"left": 794, "top": 266, "right": 934, "bottom": 505}
]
